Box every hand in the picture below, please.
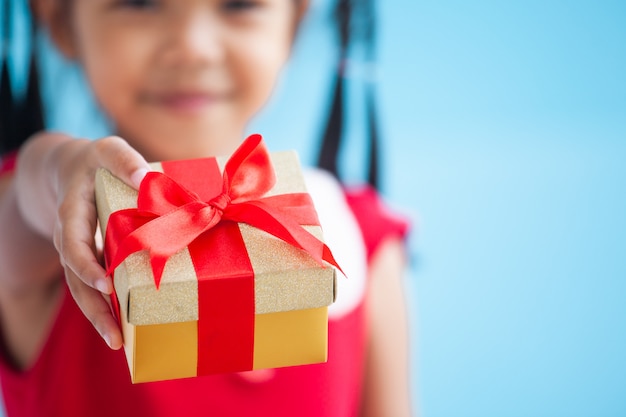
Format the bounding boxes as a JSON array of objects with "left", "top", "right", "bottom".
[{"left": 48, "top": 136, "right": 150, "bottom": 349}]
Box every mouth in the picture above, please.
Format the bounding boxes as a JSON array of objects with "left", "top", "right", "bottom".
[{"left": 142, "top": 91, "right": 228, "bottom": 114}]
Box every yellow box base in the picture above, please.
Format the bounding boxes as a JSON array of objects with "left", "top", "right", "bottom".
[{"left": 123, "top": 307, "right": 328, "bottom": 383}]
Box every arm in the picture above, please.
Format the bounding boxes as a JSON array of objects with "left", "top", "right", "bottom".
[
  {"left": 0, "top": 161, "right": 64, "bottom": 368},
  {"left": 0, "top": 132, "right": 151, "bottom": 367},
  {"left": 361, "top": 237, "right": 414, "bottom": 417},
  {"left": 0, "top": 133, "right": 70, "bottom": 292}
]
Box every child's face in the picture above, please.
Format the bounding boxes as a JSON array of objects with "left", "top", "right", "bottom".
[{"left": 56, "top": 0, "right": 302, "bottom": 160}]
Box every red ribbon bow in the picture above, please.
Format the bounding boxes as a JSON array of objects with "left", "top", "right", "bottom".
[{"left": 104, "top": 134, "right": 341, "bottom": 288}]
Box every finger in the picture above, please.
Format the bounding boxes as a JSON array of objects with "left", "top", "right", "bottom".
[
  {"left": 65, "top": 269, "right": 123, "bottom": 350},
  {"left": 94, "top": 136, "right": 151, "bottom": 189},
  {"left": 56, "top": 187, "right": 112, "bottom": 294}
]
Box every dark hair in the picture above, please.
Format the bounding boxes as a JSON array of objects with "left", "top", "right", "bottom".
[
  {"left": 1, "top": 1, "right": 45, "bottom": 156},
  {"left": 316, "top": 0, "right": 380, "bottom": 189}
]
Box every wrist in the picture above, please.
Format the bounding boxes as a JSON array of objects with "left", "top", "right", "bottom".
[{"left": 15, "top": 132, "right": 75, "bottom": 238}]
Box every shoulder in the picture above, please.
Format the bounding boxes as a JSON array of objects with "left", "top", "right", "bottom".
[
  {"left": 344, "top": 185, "right": 411, "bottom": 261},
  {"left": 302, "top": 169, "right": 367, "bottom": 318}
]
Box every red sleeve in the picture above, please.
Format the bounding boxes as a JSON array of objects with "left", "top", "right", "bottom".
[
  {"left": 344, "top": 185, "right": 410, "bottom": 262},
  {"left": 0, "top": 151, "right": 18, "bottom": 177}
]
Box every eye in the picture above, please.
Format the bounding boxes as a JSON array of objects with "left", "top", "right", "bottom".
[
  {"left": 115, "top": 0, "right": 160, "bottom": 10},
  {"left": 222, "top": 0, "right": 261, "bottom": 12}
]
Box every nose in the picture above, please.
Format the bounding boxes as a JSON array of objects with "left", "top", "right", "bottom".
[{"left": 161, "top": 9, "right": 224, "bottom": 68}]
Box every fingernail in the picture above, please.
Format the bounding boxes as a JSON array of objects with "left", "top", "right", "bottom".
[
  {"left": 96, "top": 279, "right": 111, "bottom": 294},
  {"left": 130, "top": 168, "right": 149, "bottom": 189}
]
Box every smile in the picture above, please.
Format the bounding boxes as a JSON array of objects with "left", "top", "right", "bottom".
[{"left": 143, "top": 91, "right": 226, "bottom": 114}]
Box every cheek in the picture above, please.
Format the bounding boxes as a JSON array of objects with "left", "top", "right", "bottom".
[
  {"left": 73, "top": 17, "right": 148, "bottom": 117},
  {"left": 235, "top": 34, "right": 291, "bottom": 113},
  {"left": 84, "top": 39, "right": 152, "bottom": 125},
  {"left": 81, "top": 51, "right": 125, "bottom": 114}
]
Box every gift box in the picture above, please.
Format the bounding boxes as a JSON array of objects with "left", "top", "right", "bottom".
[{"left": 95, "top": 135, "right": 339, "bottom": 383}]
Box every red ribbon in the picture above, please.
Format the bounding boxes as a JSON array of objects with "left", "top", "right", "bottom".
[
  {"left": 103, "top": 134, "right": 341, "bottom": 373},
  {"left": 104, "top": 134, "right": 341, "bottom": 287}
]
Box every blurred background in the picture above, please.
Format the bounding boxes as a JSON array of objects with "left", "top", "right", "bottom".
[{"left": 3, "top": 0, "right": 626, "bottom": 416}]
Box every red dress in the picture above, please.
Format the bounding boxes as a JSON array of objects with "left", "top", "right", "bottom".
[{"left": 0, "top": 153, "right": 408, "bottom": 417}]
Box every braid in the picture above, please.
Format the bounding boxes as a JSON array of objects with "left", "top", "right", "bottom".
[
  {"left": 316, "top": 0, "right": 351, "bottom": 179},
  {"left": 365, "top": 82, "right": 379, "bottom": 189},
  {"left": 1, "top": 0, "right": 14, "bottom": 154},
  {"left": 16, "top": 39, "right": 45, "bottom": 147},
  {"left": 1, "top": 2, "right": 45, "bottom": 155},
  {"left": 316, "top": 0, "right": 381, "bottom": 189},
  {"left": 362, "top": 0, "right": 380, "bottom": 189},
  {"left": 0, "top": 60, "right": 12, "bottom": 154}
]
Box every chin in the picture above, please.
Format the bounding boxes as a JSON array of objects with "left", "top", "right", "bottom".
[
  {"left": 157, "top": 134, "right": 241, "bottom": 160},
  {"left": 121, "top": 115, "right": 244, "bottom": 160}
]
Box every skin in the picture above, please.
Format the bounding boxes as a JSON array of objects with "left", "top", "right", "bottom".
[
  {"left": 362, "top": 238, "right": 414, "bottom": 417},
  {"left": 0, "top": 0, "right": 413, "bottom": 415}
]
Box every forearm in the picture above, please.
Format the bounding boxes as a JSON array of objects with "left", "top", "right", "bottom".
[
  {"left": 0, "top": 171, "right": 64, "bottom": 370},
  {"left": 0, "top": 133, "right": 73, "bottom": 291},
  {"left": 0, "top": 177, "right": 61, "bottom": 292},
  {"left": 14, "top": 132, "right": 76, "bottom": 239}
]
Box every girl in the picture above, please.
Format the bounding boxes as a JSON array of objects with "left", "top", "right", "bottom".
[{"left": 0, "top": 0, "right": 412, "bottom": 416}]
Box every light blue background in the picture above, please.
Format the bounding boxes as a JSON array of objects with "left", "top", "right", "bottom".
[{"left": 3, "top": 0, "right": 626, "bottom": 416}]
